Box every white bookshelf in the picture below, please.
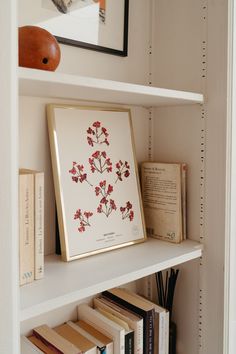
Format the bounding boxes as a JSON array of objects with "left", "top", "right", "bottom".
[
  {"left": 1, "top": 1, "right": 232, "bottom": 353},
  {"left": 20, "top": 238, "right": 202, "bottom": 322},
  {"left": 18, "top": 67, "right": 204, "bottom": 106}
]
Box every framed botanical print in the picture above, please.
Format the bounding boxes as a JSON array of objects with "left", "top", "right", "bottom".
[
  {"left": 19, "top": 0, "right": 129, "bottom": 56},
  {"left": 47, "top": 104, "right": 146, "bottom": 261}
]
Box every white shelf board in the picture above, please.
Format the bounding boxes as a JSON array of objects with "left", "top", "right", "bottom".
[
  {"left": 18, "top": 68, "right": 204, "bottom": 107},
  {"left": 20, "top": 238, "right": 203, "bottom": 322}
]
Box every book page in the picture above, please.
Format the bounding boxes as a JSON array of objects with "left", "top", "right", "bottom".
[{"left": 142, "top": 162, "right": 182, "bottom": 243}]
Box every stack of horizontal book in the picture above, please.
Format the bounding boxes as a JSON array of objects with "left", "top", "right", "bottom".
[
  {"left": 21, "top": 287, "right": 169, "bottom": 354},
  {"left": 19, "top": 169, "right": 44, "bottom": 286}
]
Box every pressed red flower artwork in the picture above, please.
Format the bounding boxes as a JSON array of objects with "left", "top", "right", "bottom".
[
  {"left": 69, "top": 162, "right": 93, "bottom": 186},
  {"left": 89, "top": 150, "right": 112, "bottom": 174},
  {"left": 120, "top": 201, "right": 134, "bottom": 221},
  {"left": 115, "top": 160, "right": 130, "bottom": 183},
  {"left": 87, "top": 121, "right": 109, "bottom": 147},
  {"left": 74, "top": 208, "right": 93, "bottom": 233},
  {"left": 48, "top": 105, "right": 146, "bottom": 260},
  {"left": 95, "top": 180, "right": 117, "bottom": 217}
]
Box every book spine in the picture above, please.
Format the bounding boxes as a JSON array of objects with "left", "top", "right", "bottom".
[
  {"left": 102, "top": 291, "right": 154, "bottom": 354},
  {"left": 164, "top": 312, "right": 169, "bottom": 354},
  {"left": 34, "top": 172, "right": 44, "bottom": 280},
  {"left": 19, "top": 174, "right": 34, "bottom": 285},
  {"left": 181, "top": 164, "right": 187, "bottom": 240},
  {"left": 135, "top": 318, "right": 143, "bottom": 354},
  {"left": 125, "top": 331, "right": 134, "bottom": 354}
]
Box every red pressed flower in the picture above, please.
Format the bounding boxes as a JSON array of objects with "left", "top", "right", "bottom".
[
  {"left": 95, "top": 186, "right": 100, "bottom": 195},
  {"left": 77, "top": 164, "right": 84, "bottom": 171},
  {"left": 93, "top": 121, "right": 101, "bottom": 128},
  {"left": 100, "top": 180, "right": 106, "bottom": 188},
  {"left": 84, "top": 211, "right": 93, "bottom": 219},
  {"left": 126, "top": 201, "right": 132, "bottom": 210},
  {"left": 107, "top": 184, "right": 113, "bottom": 194},
  {"left": 110, "top": 199, "right": 117, "bottom": 210},
  {"left": 91, "top": 166, "right": 96, "bottom": 173},
  {"left": 124, "top": 170, "right": 130, "bottom": 178},
  {"left": 87, "top": 136, "right": 94, "bottom": 146},
  {"left": 116, "top": 162, "right": 120, "bottom": 169},
  {"left": 100, "top": 197, "right": 108, "bottom": 205},
  {"left": 104, "top": 138, "right": 109, "bottom": 145},
  {"left": 106, "top": 158, "right": 112, "bottom": 166},
  {"left": 120, "top": 206, "right": 125, "bottom": 212},
  {"left": 125, "top": 161, "right": 130, "bottom": 168},
  {"left": 87, "top": 127, "right": 93, "bottom": 134},
  {"left": 107, "top": 166, "right": 112, "bottom": 173},
  {"left": 101, "top": 151, "right": 107, "bottom": 158},
  {"left": 78, "top": 226, "right": 85, "bottom": 232},
  {"left": 73, "top": 161, "right": 77, "bottom": 166},
  {"left": 92, "top": 151, "right": 100, "bottom": 159},
  {"left": 129, "top": 210, "right": 134, "bottom": 221},
  {"left": 102, "top": 127, "right": 108, "bottom": 135},
  {"left": 69, "top": 167, "right": 76, "bottom": 175},
  {"left": 74, "top": 209, "right": 81, "bottom": 219},
  {"left": 79, "top": 173, "right": 87, "bottom": 182},
  {"left": 97, "top": 205, "right": 102, "bottom": 213},
  {"left": 72, "top": 176, "right": 79, "bottom": 183}
]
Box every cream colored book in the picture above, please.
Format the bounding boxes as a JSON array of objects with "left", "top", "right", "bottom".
[
  {"left": 19, "top": 171, "right": 34, "bottom": 285},
  {"left": 20, "top": 169, "right": 44, "bottom": 280},
  {"left": 94, "top": 296, "right": 143, "bottom": 354},
  {"left": 77, "top": 303, "right": 125, "bottom": 354},
  {"left": 141, "top": 161, "right": 187, "bottom": 243}
]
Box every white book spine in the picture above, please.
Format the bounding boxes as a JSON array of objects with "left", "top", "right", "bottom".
[
  {"left": 19, "top": 173, "right": 34, "bottom": 285},
  {"left": 165, "top": 312, "right": 169, "bottom": 354},
  {"left": 158, "top": 312, "right": 166, "bottom": 354},
  {"left": 78, "top": 304, "right": 124, "bottom": 354},
  {"left": 34, "top": 172, "right": 44, "bottom": 280}
]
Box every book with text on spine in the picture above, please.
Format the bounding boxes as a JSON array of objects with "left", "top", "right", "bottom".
[
  {"left": 94, "top": 296, "right": 142, "bottom": 354},
  {"left": 20, "top": 169, "right": 44, "bottom": 280},
  {"left": 19, "top": 170, "right": 34, "bottom": 286},
  {"left": 141, "top": 162, "right": 187, "bottom": 243},
  {"left": 102, "top": 288, "right": 155, "bottom": 354}
]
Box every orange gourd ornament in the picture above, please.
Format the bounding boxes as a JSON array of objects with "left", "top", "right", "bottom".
[{"left": 19, "top": 26, "right": 61, "bottom": 71}]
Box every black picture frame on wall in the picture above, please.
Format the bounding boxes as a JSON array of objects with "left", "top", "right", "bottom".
[{"left": 54, "top": 0, "right": 129, "bottom": 57}]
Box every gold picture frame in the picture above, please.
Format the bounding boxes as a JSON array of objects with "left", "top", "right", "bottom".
[{"left": 47, "top": 104, "right": 146, "bottom": 261}]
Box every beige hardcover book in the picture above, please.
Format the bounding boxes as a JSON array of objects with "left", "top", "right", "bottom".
[
  {"left": 141, "top": 161, "right": 186, "bottom": 243},
  {"left": 94, "top": 296, "right": 143, "bottom": 354},
  {"left": 19, "top": 171, "right": 34, "bottom": 285},
  {"left": 33, "top": 324, "right": 81, "bottom": 354},
  {"left": 73, "top": 320, "right": 114, "bottom": 354},
  {"left": 20, "top": 169, "right": 44, "bottom": 280},
  {"left": 54, "top": 323, "right": 96, "bottom": 354}
]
